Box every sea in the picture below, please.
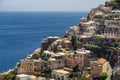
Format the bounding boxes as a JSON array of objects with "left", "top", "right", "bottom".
[{"left": 0, "top": 12, "right": 88, "bottom": 73}]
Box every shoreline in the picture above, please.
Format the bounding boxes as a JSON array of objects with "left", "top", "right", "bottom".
[
  {"left": 1, "top": 1, "right": 120, "bottom": 79},
  {"left": 0, "top": 48, "right": 41, "bottom": 75},
  {"left": 0, "top": 69, "right": 14, "bottom": 76}
]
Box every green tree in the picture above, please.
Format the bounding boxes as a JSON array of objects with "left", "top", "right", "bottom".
[
  {"left": 69, "top": 65, "right": 81, "bottom": 79},
  {"left": 95, "top": 37, "right": 104, "bottom": 46},
  {"left": 3, "top": 73, "right": 15, "bottom": 80},
  {"left": 106, "top": 0, "right": 118, "bottom": 6},
  {"left": 83, "top": 44, "right": 101, "bottom": 52},
  {"left": 105, "top": 0, "right": 120, "bottom": 9},
  {"left": 73, "top": 65, "right": 80, "bottom": 72},
  {"left": 35, "top": 71, "right": 42, "bottom": 77}
]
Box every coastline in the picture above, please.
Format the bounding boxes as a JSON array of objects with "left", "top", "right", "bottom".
[
  {"left": 1, "top": 0, "right": 120, "bottom": 79},
  {"left": 0, "top": 48, "right": 41, "bottom": 75},
  {"left": 0, "top": 12, "right": 86, "bottom": 73}
]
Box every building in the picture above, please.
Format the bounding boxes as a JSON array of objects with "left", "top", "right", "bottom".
[
  {"left": 112, "top": 67, "right": 120, "bottom": 80},
  {"left": 34, "top": 59, "right": 43, "bottom": 71},
  {"left": 17, "top": 59, "right": 43, "bottom": 74},
  {"left": 43, "top": 50, "right": 66, "bottom": 70},
  {"left": 16, "top": 74, "right": 30, "bottom": 80},
  {"left": 48, "top": 37, "right": 72, "bottom": 52},
  {"left": 31, "top": 48, "right": 41, "bottom": 59},
  {"left": 63, "top": 40, "right": 72, "bottom": 49},
  {"left": 48, "top": 38, "right": 64, "bottom": 52},
  {"left": 80, "top": 17, "right": 87, "bottom": 23},
  {"left": 66, "top": 49, "right": 91, "bottom": 68},
  {"left": 74, "top": 35, "right": 93, "bottom": 49},
  {"left": 81, "top": 21, "right": 97, "bottom": 36},
  {"left": 47, "top": 36, "right": 59, "bottom": 44},
  {"left": 104, "top": 20, "right": 120, "bottom": 37},
  {"left": 29, "top": 75, "right": 36, "bottom": 80},
  {"left": 110, "top": 10, "right": 120, "bottom": 19},
  {"left": 17, "top": 59, "right": 34, "bottom": 74},
  {"left": 41, "top": 36, "right": 59, "bottom": 51},
  {"left": 66, "top": 26, "right": 80, "bottom": 36},
  {"left": 91, "top": 58, "right": 109, "bottom": 77},
  {"left": 36, "top": 77, "right": 47, "bottom": 80},
  {"left": 51, "top": 69, "right": 70, "bottom": 80}
]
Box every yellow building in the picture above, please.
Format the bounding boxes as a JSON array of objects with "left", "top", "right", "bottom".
[{"left": 91, "top": 58, "right": 109, "bottom": 77}]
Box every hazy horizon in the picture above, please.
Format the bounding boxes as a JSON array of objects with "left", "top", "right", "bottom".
[{"left": 0, "top": 0, "right": 107, "bottom": 12}]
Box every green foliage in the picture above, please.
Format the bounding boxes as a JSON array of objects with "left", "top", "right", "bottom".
[
  {"left": 83, "top": 44, "right": 101, "bottom": 52},
  {"left": 106, "top": 0, "right": 118, "bottom": 6},
  {"left": 95, "top": 37, "right": 104, "bottom": 46},
  {"left": 69, "top": 65, "right": 81, "bottom": 78},
  {"left": 77, "top": 77, "right": 86, "bottom": 80},
  {"left": 100, "top": 72, "right": 108, "bottom": 79},
  {"left": 1, "top": 70, "right": 17, "bottom": 80},
  {"left": 110, "top": 1, "right": 118, "bottom": 5},
  {"left": 43, "top": 67, "right": 51, "bottom": 73},
  {"left": 106, "top": 0, "right": 120, "bottom": 9},
  {"left": 3, "top": 73, "right": 15, "bottom": 80},
  {"left": 69, "top": 72, "right": 77, "bottom": 78},
  {"left": 40, "top": 73, "right": 46, "bottom": 77},
  {"left": 116, "top": 38, "right": 120, "bottom": 42},
  {"left": 73, "top": 65, "right": 80, "bottom": 72},
  {"left": 35, "top": 71, "right": 42, "bottom": 77},
  {"left": 99, "top": 21, "right": 104, "bottom": 26},
  {"left": 35, "top": 71, "right": 46, "bottom": 77}
]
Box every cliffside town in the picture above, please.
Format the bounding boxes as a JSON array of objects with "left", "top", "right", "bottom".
[{"left": 1, "top": 0, "right": 120, "bottom": 80}]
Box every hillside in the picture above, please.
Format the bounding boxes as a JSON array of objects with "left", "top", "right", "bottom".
[{"left": 105, "top": 0, "right": 120, "bottom": 9}]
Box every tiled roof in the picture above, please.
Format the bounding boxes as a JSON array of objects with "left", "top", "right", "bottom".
[{"left": 95, "top": 58, "right": 107, "bottom": 64}]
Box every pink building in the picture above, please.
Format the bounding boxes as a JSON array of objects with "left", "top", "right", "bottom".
[{"left": 66, "top": 49, "right": 91, "bottom": 68}]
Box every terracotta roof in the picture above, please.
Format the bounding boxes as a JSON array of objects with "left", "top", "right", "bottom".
[{"left": 95, "top": 58, "right": 107, "bottom": 64}]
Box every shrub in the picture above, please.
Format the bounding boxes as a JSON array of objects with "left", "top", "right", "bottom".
[{"left": 100, "top": 72, "right": 108, "bottom": 80}]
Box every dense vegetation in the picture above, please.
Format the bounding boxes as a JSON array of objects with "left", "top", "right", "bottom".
[
  {"left": 83, "top": 36, "right": 120, "bottom": 67},
  {"left": 105, "top": 0, "right": 120, "bottom": 9},
  {"left": 100, "top": 72, "right": 108, "bottom": 80},
  {"left": 0, "top": 70, "right": 16, "bottom": 80}
]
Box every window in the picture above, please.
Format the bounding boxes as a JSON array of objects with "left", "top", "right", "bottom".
[
  {"left": 29, "top": 63, "right": 32, "bottom": 66},
  {"left": 58, "top": 78, "right": 60, "bottom": 80},
  {"left": 61, "top": 76, "right": 64, "bottom": 80},
  {"left": 53, "top": 74, "right": 56, "bottom": 79},
  {"left": 80, "top": 55, "right": 82, "bottom": 58}
]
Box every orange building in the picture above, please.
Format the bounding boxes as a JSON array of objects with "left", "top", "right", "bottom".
[{"left": 91, "top": 58, "right": 109, "bottom": 77}]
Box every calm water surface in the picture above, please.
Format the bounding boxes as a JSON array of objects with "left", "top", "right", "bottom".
[{"left": 0, "top": 12, "right": 88, "bottom": 72}]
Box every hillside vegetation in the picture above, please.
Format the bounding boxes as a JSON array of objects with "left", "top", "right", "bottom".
[{"left": 106, "top": 0, "right": 120, "bottom": 9}]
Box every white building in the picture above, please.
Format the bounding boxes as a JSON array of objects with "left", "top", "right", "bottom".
[
  {"left": 16, "top": 74, "right": 30, "bottom": 80},
  {"left": 81, "top": 21, "right": 97, "bottom": 36},
  {"left": 51, "top": 69, "right": 70, "bottom": 80},
  {"left": 47, "top": 52, "right": 66, "bottom": 70},
  {"left": 104, "top": 20, "right": 120, "bottom": 37},
  {"left": 110, "top": 10, "right": 120, "bottom": 19},
  {"left": 36, "top": 77, "right": 47, "bottom": 80}
]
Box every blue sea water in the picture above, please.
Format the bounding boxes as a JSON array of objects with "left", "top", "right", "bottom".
[{"left": 0, "top": 12, "right": 88, "bottom": 72}]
